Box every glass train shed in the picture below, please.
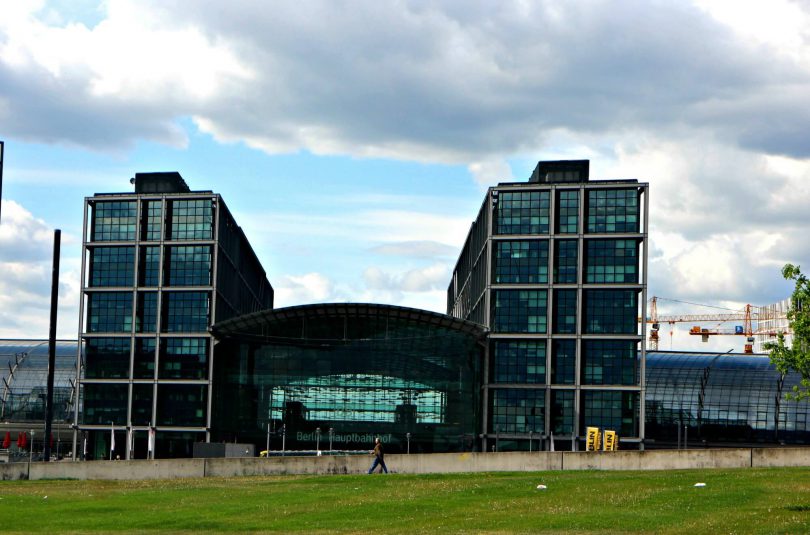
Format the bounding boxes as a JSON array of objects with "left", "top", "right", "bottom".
[{"left": 211, "top": 304, "right": 487, "bottom": 453}]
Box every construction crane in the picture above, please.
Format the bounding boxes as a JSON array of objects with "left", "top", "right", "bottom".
[{"left": 645, "top": 297, "right": 788, "bottom": 354}]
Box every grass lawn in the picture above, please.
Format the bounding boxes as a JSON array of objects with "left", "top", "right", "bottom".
[{"left": 1, "top": 467, "right": 809, "bottom": 533}]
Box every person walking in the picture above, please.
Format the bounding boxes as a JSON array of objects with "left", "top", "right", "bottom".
[{"left": 367, "top": 437, "right": 388, "bottom": 474}]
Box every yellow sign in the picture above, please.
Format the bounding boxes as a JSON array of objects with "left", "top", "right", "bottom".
[
  {"left": 604, "top": 430, "right": 616, "bottom": 451},
  {"left": 586, "top": 427, "right": 600, "bottom": 451}
]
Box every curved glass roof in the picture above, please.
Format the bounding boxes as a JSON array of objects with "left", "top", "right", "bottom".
[
  {"left": 646, "top": 350, "right": 808, "bottom": 442},
  {"left": 0, "top": 340, "right": 77, "bottom": 423},
  {"left": 212, "top": 303, "right": 489, "bottom": 341}
]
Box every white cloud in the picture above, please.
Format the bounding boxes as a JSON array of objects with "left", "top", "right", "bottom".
[
  {"left": 0, "top": 201, "right": 81, "bottom": 339},
  {"left": 272, "top": 272, "right": 340, "bottom": 308},
  {"left": 468, "top": 160, "right": 513, "bottom": 188}
]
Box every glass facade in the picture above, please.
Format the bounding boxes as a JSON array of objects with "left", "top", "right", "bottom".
[
  {"left": 84, "top": 337, "right": 130, "bottom": 379},
  {"left": 91, "top": 201, "right": 136, "bottom": 241},
  {"left": 581, "top": 390, "right": 639, "bottom": 437},
  {"left": 79, "top": 187, "right": 274, "bottom": 460},
  {"left": 495, "top": 191, "right": 550, "bottom": 235},
  {"left": 447, "top": 163, "right": 648, "bottom": 451},
  {"left": 585, "top": 239, "right": 639, "bottom": 283},
  {"left": 211, "top": 305, "right": 484, "bottom": 453},
  {"left": 552, "top": 340, "right": 576, "bottom": 385},
  {"left": 89, "top": 247, "right": 135, "bottom": 287},
  {"left": 139, "top": 246, "right": 161, "bottom": 286},
  {"left": 582, "top": 340, "right": 637, "bottom": 385},
  {"left": 556, "top": 190, "right": 579, "bottom": 234},
  {"left": 168, "top": 199, "right": 213, "bottom": 240},
  {"left": 81, "top": 383, "right": 128, "bottom": 425},
  {"left": 161, "top": 292, "right": 210, "bottom": 332},
  {"left": 646, "top": 352, "right": 810, "bottom": 446},
  {"left": 160, "top": 338, "right": 209, "bottom": 379},
  {"left": 554, "top": 240, "right": 578, "bottom": 283},
  {"left": 586, "top": 189, "right": 639, "bottom": 233},
  {"left": 551, "top": 390, "right": 575, "bottom": 434},
  {"left": 166, "top": 246, "right": 212, "bottom": 286},
  {"left": 583, "top": 289, "right": 638, "bottom": 334},
  {"left": 87, "top": 292, "right": 133, "bottom": 333},
  {"left": 492, "top": 340, "right": 546, "bottom": 383},
  {"left": 493, "top": 240, "right": 548, "bottom": 284},
  {"left": 492, "top": 290, "right": 548, "bottom": 333},
  {"left": 553, "top": 289, "right": 577, "bottom": 334},
  {"left": 490, "top": 388, "right": 545, "bottom": 434}
]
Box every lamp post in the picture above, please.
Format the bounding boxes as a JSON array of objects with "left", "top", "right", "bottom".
[
  {"left": 315, "top": 427, "right": 321, "bottom": 453},
  {"left": 29, "top": 430, "right": 34, "bottom": 464},
  {"left": 406, "top": 432, "right": 411, "bottom": 454},
  {"left": 281, "top": 425, "right": 286, "bottom": 456},
  {"left": 529, "top": 430, "right": 533, "bottom": 452},
  {"left": 329, "top": 428, "right": 334, "bottom": 452},
  {"left": 266, "top": 422, "right": 270, "bottom": 455}
]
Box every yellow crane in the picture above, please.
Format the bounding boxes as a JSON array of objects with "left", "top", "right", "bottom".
[{"left": 645, "top": 297, "right": 788, "bottom": 354}]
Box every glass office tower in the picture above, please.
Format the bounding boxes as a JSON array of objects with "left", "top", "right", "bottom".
[
  {"left": 447, "top": 160, "right": 649, "bottom": 450},
  {"left": 74, "top": 173, "right": 273, "bottom": 459}
]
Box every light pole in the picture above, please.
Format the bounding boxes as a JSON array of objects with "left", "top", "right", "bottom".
[
  {"left": 315, "top": 427, "right": 321, "bottom": 453},
  {"left": 529, "top": 430, "right": 533, "bottom": 452},
  {"left": 329, "top": 428, "right": 334, "bottom": 452},
  {"left": 281, "top": 425, "right": 286, "bottom": 456},
  {"left": 406, "top": 432, "right": 411, "bottom": 454},
  {"left": 266, "top": 422, "right": 270, "bottom": 455},
  {"left": 29, "top": 430, "right": 34, "bottom": 464}
]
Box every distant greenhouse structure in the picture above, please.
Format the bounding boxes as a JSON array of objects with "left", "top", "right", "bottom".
[{"left": 1, "top": 340, "right": 76, "bottom": 423}]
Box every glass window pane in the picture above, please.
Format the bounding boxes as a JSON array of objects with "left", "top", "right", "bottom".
[
  {"left": 165, "top": 246, "right": 213, "bottom": 286},
  {"left": 168, "top": 199, "right": 213, "bottom": 240},
  {"left": 554, "top": 240, "right": 578, "bottom": 283},
  {"left": 157, "top": 384, "right": 207, "bottom": 427},
  {"left": 87, "top": 292, "right": 133, "bottom": 333},
  {"left": 586, "top": 189, "right": 639, "bottom": 233},
  {"left": 84, "top": 338, "right": 130, "bottom": 379},
  {"left": 493, "top": 290, "right": 547, "bottom": 333},
  {"left": 89, "top": 247, "right": 134, "bottom": 287},
  {"left": 82, "top": 383, "right": 128, "bottom": 425},
  {"left": 495, "top": 191, "right": 550, "bottom": 235},
  {"left": 583, "top": 290, "right": 638, "bottom": 334},
  {"left": 493, "top": 240, "right": 548, "bottom": 284},
  {"left": 492, "top": 340, "right": 546, "bottom": 383},
  {"left": 161, "top": 292, "right": 210, "bottom": 333},
  {"left": 490, "top": 389, "right": 545, "bottom": 434},
  {"left": 160, "top": 338, "right": 209, "bottom": 379},
  {"left": 582, "top": 340, "right": 638, "bottom": 385},
  {"left": 585, "top": 239, "right": 639, "bottom": 283},
  {"left": 556, "top": 190, "right": 579, "bottom": 234},
  {"left": 91, "top": 201, "right": 136, "bottom": 241}
]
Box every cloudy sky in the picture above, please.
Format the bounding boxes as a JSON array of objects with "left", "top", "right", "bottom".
[{"left": 1, "top": 0, "right": 808, "bottom": 352}]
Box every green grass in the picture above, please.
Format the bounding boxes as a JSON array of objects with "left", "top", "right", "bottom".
[{"left": 1, "top": 467, "right": 809, "bottom": 533}]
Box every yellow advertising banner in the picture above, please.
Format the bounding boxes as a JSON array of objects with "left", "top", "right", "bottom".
[
  {"left": 604, "top": 430, "right": 616, "bottom": 451},
  {"left": 586, "top": 426, "right": 599, "bottom": 451}
]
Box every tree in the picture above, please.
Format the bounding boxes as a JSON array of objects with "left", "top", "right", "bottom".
[{"left": 765, "top": 264, "right": 810, "bottom": 400}]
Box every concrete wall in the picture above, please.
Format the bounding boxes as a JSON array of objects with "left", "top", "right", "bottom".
[
  {"left": 2, "top": 448, "right": 809, "bottom": 481},
  {"left": 752, "top": 447, "right": 810, "bottom": 468}
]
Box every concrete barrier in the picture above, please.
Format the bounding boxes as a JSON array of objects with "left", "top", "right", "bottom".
[
  {"left": 562, "top": 448, "right": 752, "bottom": 471},
  {"left": 0, "top": 462, "right": 28, "bottom": 480},
  {"left": 28, "top": 458, "right": 205, "bottom": 481},
  {"left": 752, "top": 447, "right": 810, "bottom": 468},
  {"left": 390, "top": 451, "right": 563, "bottom": 474},
  {"left": 3, "top": 448, "right": 809, "bottom": 481}
]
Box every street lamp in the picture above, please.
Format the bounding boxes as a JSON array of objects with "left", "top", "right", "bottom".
[
  {"left": 281, "top": 425, "right": 286, "bottom": 456},
  {"left": 29, "top": 430, "right": 34, "bottom": 464},
  {"left": 406, "top": 432, "right": 411, "bottom": 454},
  {"left": 315, "top": 427, "right": 321, "bottom": 453},
  {"left": 329, "top": 428, "right": 334, "bottom": 452}
]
